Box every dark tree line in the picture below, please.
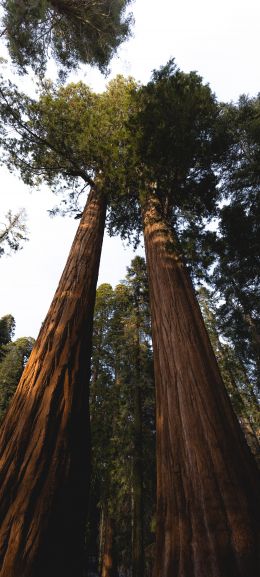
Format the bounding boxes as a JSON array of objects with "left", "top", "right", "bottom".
[{"left": 89, "top": 257, "right": 155, "bottom": 577}]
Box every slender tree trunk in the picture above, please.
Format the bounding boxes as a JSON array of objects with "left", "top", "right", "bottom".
[
  {"left": 100, "top": 508, "right": 118, "bottom": 577},
  {"left": 0, "top": 188, "right": 106, "bottom": 577},
  {"left": 132, "top": 328, "right": 144, "bottom": 577},
  {"left": 99, "top": 506, "right": 105, "bottom": 573},
  {"left": 142, "top": 192, "right": 260, "bottom": 577}
]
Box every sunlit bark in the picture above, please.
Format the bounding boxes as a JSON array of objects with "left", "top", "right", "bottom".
[
  {"left": 142, "top": 192, "right": 260, "bottom": 577},
  {"left": 0, "top": 189, "right": 106, "bottom": 577},
  {"left": 100, "top": 508, "right": 118, "bottom": 577}
]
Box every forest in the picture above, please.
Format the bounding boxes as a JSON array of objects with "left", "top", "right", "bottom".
[{"left": 0, "top": 2, "right": 259, "bottom": 577}]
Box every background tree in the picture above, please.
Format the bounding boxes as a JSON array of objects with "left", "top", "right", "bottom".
[
  {"left": 89, "top": 258, "right": 155, "bottom": 577},
  {"left": 1, "top": 0, "right": 133, "bottom": 77},
  {"left": 0, "top": 209, "right": 28, "bottom": 257},
  {"left": 206, "top": 96, "right": 260, "bottom": 390},
  {"left": 197, "top": 286, "right": 260, "bottom": 464},
  {"left": 0, "top": 331, "right": 35, "bottom": 423},
  {"left": 0, "top": 313, "right": 15, "bottom": 351}
]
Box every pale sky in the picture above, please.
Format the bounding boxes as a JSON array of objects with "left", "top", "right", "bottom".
[{"left": 1, "top": 0, "right": 260, "bottom": 339}]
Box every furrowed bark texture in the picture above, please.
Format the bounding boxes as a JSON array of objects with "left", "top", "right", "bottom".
[
  {"left": 0, "top": 189, "right": 106, "bottom": 577},
  {"left": 142, "top": 193, "right": 260, "bottom": 577}
]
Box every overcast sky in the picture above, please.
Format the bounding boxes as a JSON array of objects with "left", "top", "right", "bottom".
[{"left": 1, "top": 0, "right": 260, "bottom": 339}]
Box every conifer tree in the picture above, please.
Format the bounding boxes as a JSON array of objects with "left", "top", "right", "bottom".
[
  {"left": 0, "top": 76, "right": 137, "bottom": 577},
  {"left": 0, "top": 335, "right": 34, "bottom": 423},
  {"left": 0, "top": 314, "right": 15, "bottom": 351},
  {"left": 90, "top": 259, "right": 155, "bottom": 577},
  {"left": 0, "top": 190, "right": 106, "bottom": 577},
  {"left": 210, "top": 96, "right": 260, "bottom": 389},
  {"left": 198, "top": 286, "right": 260, "bottom": 464},
  {"left": 132, "top": 61, "right": 260, "bottom": 577},
  {"left": 1, "top": 0, "right": 133, "bottom": 77}
]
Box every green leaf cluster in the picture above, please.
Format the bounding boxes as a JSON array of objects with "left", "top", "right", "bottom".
[{"left": 132, "top": 59, "right": 219, "bottom": 218}]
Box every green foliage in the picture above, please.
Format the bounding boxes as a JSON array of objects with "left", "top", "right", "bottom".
[
  {"left": 211, "top": 202, "right": 260, "bottom": 386},
  {"left": 108, "top": 60, "right": 223, "bottom": 244},
  {"left": 198, "top": 287, "right": 259, "bottom": 436},
  {"left": 0, "top": 61, "right": 223, "bottom": 246},
  {"left": 89, "top": 258, "right": 155, "bottom": 573},
  {"left": 1, "top": 0, "right": 133, "bottom": 77},
  {"left": 217, "top": 95, "right": 260, "bottom": 199},
  {"left": 0, "top": 209, "right": 28, "bottom": 257},
  {"left": 0, "top": 74, "right": 141, "bottom": 241},
  {"left": 195, "top": 96, "right": 260, "bottom": 388},
  {"left": 132, "top": 59, "right": 220, "bottom": 219},
  {"left": 0, "top": 313, "right": 15, "bottom": 348},
  {"left": 0, "top": 320, "right": 35, "bottom": 422}
]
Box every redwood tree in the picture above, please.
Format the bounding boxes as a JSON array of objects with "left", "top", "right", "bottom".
[
  {"left": 0, "top": 188, "right": 106, "bottom": 577},
  {"left": 142, "top": 193, "right": 260, "bottom": 577},
  {"left": 134, "top": 62, "right": 260, "bottom": 577},
  {"left": 0, "top": 76, "right": 136, "bottom": 577}
]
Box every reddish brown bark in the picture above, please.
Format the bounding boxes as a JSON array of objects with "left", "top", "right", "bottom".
[
  {"left": 0, "top": 189, "right": 106, "bottom": 577},
  {"left": 142, "top": 193, "right": 260, "bottom": 577},
  {"left": 100, "top": 509, "right": 117, "bottom": 577}
]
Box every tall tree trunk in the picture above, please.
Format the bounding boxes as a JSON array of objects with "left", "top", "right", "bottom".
[
  {"left": 0, "top": 188, "right": 106, "bottom": 577},
  {"left": 132, "top": 328, "right": 144, "bottom": 577},
  {"left": 100, "top": 508, "right": 118, "bottom": 577},
  {"left": 142, "top": 192, "right": 260, "bottom": 577}
]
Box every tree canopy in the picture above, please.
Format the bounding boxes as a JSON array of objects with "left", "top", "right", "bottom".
[
  {"left": 0, "top": 72, "right": 143, "bottom": 242},
  {"left": 1, "top": 0, "right": 133, "bottom": 77},
  {"left": 0, "top": 61, "right": 223, "bottom": 244}
]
